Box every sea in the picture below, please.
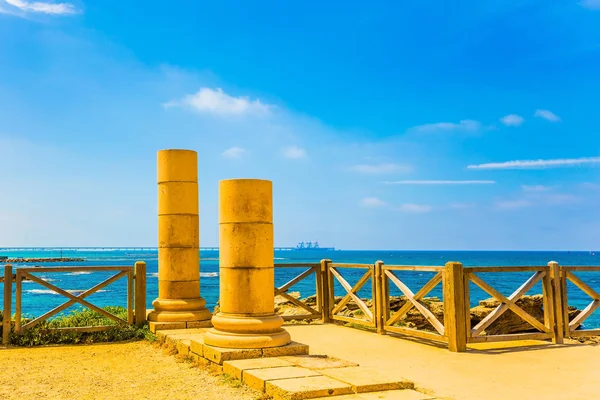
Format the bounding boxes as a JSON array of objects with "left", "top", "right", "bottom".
[{"left": 1, "top": 249, "right": 599, "bottom": 329}]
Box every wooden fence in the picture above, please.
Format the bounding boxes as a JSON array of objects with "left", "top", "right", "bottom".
[
  {"left": 275, "top": 260, "right": 600, "bottom": 352},
  {"left": 2, "top": 262, "right": 147, "bottom": 344}
]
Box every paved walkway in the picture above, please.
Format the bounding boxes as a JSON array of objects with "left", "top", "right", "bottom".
[{"left": 285, "top": 324, "right": 600, "bottom": 400}]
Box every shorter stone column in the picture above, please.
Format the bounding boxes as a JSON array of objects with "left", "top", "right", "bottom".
[{"left": 204, "top": 179, "right": 290, "bottom": 348}]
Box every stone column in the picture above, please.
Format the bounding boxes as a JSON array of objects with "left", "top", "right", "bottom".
[
  {"left": 148, "top": 149, "right": 212, "bottom": 323},
  {"left": 204, "top": 179, "right": 290, "bottom": 348}
]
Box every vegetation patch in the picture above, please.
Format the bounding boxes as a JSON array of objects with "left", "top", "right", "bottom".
[{"left": 1, "top": 306, "right": 155, "bottom": 346}]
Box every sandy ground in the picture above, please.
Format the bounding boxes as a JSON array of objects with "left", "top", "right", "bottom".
[{"left": 0, "top": 341, "right": 261, "bottom": 400}]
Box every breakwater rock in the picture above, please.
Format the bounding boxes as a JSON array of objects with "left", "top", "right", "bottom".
[
  {"left": 265, "top": 292, "right": 584, "bottom": 337},
  {"left": 2, "top": 258, "right": 85, "bottom": 263}
]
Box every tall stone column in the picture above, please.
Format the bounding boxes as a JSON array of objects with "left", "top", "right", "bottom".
[
  {"left": 204, "top": 179, "right": 290, "bottom": 348},
  {"left": 148, "top": 149, "right": 212, "bottom": 323}
]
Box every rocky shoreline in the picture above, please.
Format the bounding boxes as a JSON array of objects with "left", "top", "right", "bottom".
[
  {"left": 268, "top": 292, "right": 600, "bottom": 344},
  {"left": 1, "top": 257, "right": 85, "bottom": 263}
]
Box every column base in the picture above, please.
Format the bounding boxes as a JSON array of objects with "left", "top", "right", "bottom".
[
  {"left": 204, "top": 313, "right": 291, "bottom": 349},
  {"left": 148, "top": 297, "right": 212, "bottom": 323}
]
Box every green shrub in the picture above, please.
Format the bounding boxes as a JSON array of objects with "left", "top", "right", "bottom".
[{"left": 3, "top": 306, "right": 156, "bottom": 347}]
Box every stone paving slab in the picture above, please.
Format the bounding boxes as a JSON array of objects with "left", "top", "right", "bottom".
[
  {"left": 224, "top": 357, "right": 295, "bottom": 380},
  {"left": 281, "top": 355, "right": 359, "bottom": 370},
  {"left": 312, "top": 390, "right": 438, "bottom": 399},
  {"left": 149, "top": 321, "right": 186, "bottom": 333},
  {"left": 320, "top": 366, "right": 414, "bottom": 393},
  {"left": 265, "top": 375, "right": 353, "bottom": 400},
  {"left": 243, "top": 366, "right": 322, "bottom": 391}
]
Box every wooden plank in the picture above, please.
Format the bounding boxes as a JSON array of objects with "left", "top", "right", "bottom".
[
  {"left": 382, "top": 266, "right": 444, "bottom": 272},
  {"left": 3, "top": 265, "right": 11, "bottom": 345},
  {"left": 276, "top": 292, "right": 320, "bottom": 316},
  {"left": 549, "top": 262, "right": 564, "bottom": 344},
  {"left": 385, "top": 270, "right": 445, "bottom": 335},
  {"left": 560, "top": 266, "right": 600, "bottom": 271},
  {"left": 464, "top": 271, "right": 471, "bottom": 338},
  {"left": 15, "top": 270, "right": 22, "bottom": 333},
  {"left": 465, "top": 266, "right": 546, "bottom": 273},
  {"left": 127, "top": 270, "right": 134, "bottom": 325},
  {"left": 560, "top": 267, "right": 570, "bottom": 336},
  {"left": 467, "top": 332, "right": 553, "bottom": 343},
  {"left": 384, "top": 325, "right": 447, "bottom": 343},
  {"left": 275, "top": 267, "right": 316, "bottom": 295},
  {"left": 46, "top": 325, "right": 115, "bottom": 333},
  {"left": 134, "top": 261, "right": 147, "bottom": 325},
  {"left": 566, "top": 329, "right": 600, "bottom": 337},
  {"left": 282, "top": 314, "right": 321, "bottom": 321},
  {"left": 541, "top": 270, "right": 556, "bottom": 342},
  {"left": 321, "top": 259, "right": 332, "bottom": 323},
  {"left": 274, "top": 263, "right": 319, "bottom": 268},
  {"left": 21, "top": 270, "right": 128, "bottom": 330},
  {"left": 385, "top": 271, "right": 442, "bottom": 326},
  {"left": 568, "top": 300, "right": 600, "bottom": 331},
  {"left": 565, "top": 271, "right": 600, "bottom": 300},
  {"left": 18, "top": 266, "right": 133, "bottom": 273},
  {"left": 22, "top": 273, "right": 128, "bottom": 326},
  {"left": 331, "top": 269, "right": 371, "bottom": 315},
  {"left": 330, "top": 268, "right": 373, "bottom": 320},
  {"left": 315, "top": 262, "right": 323, "bottom": 316},
  {"left": 331, "top": 314, "right": 375, "bottom": 327},
  {"left": 383, "top": 272, "right": 390, "bottom": 323},
  {"left": 327, "top": 265, "right": 335, "bottom": 323},
  {"left": 444, "top": 262, "right": 467, "bottom": 352},
  {"left": 470, "top": 272, "right": 548, "bottom": 335},
  {"left": 374, "top": 261, "right": 383, "bottom": 334},
  {"left": 329, "top": 263, "right": 374, "bottom": 269}
]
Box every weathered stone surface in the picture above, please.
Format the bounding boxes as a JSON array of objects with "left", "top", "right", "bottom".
[
  {"left": 262, "top": 342, "right": 309, "bottom": 357},
  {"left": 243, "top": 366, "right": 321, "bottom": 391},
  {"left": 223, "top": 358, "right": 294, "bottom": 380},
  {"left": 320, "top": 366, "right": 414, "bottom": 393},
  {"left": 265, "top": 375, "right": 353, "bottom": 400},
  {"left": 281, "top": 355, "right": 359, "bottom": 370}
]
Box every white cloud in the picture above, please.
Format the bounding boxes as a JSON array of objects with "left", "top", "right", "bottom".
[
  {"left": 496, "top": 200, "right": 533, "bottom": 210},
  {"left": 500, "top": 114, "right": 524, "bottom": 127},
  {"left": 534, "top": 109, "right": 561, "bottom": 122},
  {"left": 222, "top": 146, "right": 246, "bottom": 159},
  {"left": 468, "top": 157, "right": 600, "bottom": 170},
  {"left": 282, "top": 146, "right": 306, "bottom": 159},
  {"left": 398, "top": 203, "right": 432, "bottom": 213},
  {"left": 384, "top": 180, "right": 496, "bottom": 185},
  {"left": 3, "top": 0, "right": 77, "bottom": 14},
  {"left": 359, "top": 197, "right": 388, "bottom": 208},
  {"left": 407, "top": 119, "right": 482, "bottom": 134},
  {"left": 580, "top": 0, "right": 600, "bottom": 10},
  {"left": 521, "top": 185, "right": 551, "bottom": 192},
  {"left": 449, "top": 203, "right": 475, "bottom": 210},
  {"left": 350, "top": 163, "right": 411, "bottom": 174},
  {"left": 164, "top": 87, "right": 272, "bottom": 116}
]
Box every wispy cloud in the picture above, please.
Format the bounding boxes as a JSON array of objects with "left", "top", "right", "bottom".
[
  {"left": 496, "top": 200, "right": 533, "bottom": 210},
  {"left": 164, "top": 87, "right": 272, "bottom": 116},
  {"left": 534, "top": 109, "right": 561, "bottom": 122},
  {"left": 500, "top": 114, "right": 524, "bottom": 127},
  {"left": 468, "top": 157, "right": 600, "bottom": 170},
  {"left": 521, "top": 185, "right": 551, "bottom": 192},
  {"left": 282, "top": 146, "right": 307, "bottom": 160},
  {"left": 359, "top": 197, "right": 388, "bottom": 208},
  {"left": 580, "top": 0, "right": 600, "bottom": 10},
  {"left": 449, "top": 202, "right": 475, "bottom": 210},
  {"left": 222, "top": 146, "right": 246, "bottom": 159},
  {"left": 398, "top": 203, "right": 432, "bottom": 213},
  {"left": 350, "top": 163, "right": 411, "bottom": 174},
  {"left": 384, "top": 180, "right": 496, "bottom": 185},
  {"left": 407, "top": 119, "right": 482, "bottom": 134},
  {"left": 3, "top": 0, "right": 78, "bottom": 15}
]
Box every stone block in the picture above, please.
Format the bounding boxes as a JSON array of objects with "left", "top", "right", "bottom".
[
  {"left": 187, "top": 320, "right": 213, "bottom": 329},
  {"left": 262, "top": 341, "right": 309, "bottom": 358},
  {"left": 149, "top": 321, "right": 186, "bottom": 333},
  {"left": 320, "top": 367, "right": 414, "bottom": 393},
  {"left": 190, "top": 337, "right": 204, "bottom": 357},
  {"left": 281, "top": 355, "right": 358, "bottom": 370},
  {"left": 223, "top": 358, "right": 294, "bottom": 380},
  {"left": 243, "top": 366, "right": 322, "bottom": 392},
  {"left": 203, "top": 344, "right": 262, "bottom": 365},
  {"left": 176, "top": 339, "right": 191, "bottom": 356},
  {"left": 265, "top": 375, "right": 353, "bottom": 400}
]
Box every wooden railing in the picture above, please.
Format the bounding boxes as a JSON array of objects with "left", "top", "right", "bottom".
[
  {"left": 1, "top": 262, "right": 147, "bottom": 344},
  {"left": 275, "top": 259, "right": 600, "bottom": 353},
  {"left": 274, "top": 263, "right": 323, "bottom": 321}
]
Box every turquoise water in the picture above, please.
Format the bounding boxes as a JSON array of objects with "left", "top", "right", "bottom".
[{"left": 1, "top": 249, "right": 599, "bottom": 328}]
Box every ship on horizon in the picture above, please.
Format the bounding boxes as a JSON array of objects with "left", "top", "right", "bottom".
[{"left": 295, "top": 241, "right": 335, "bottom": 251}]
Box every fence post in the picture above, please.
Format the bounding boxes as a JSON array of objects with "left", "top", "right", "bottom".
[
  {"left": 134, "top": 261, "right": 147, "bottom": 325},
  {"left": 320, "top": 259, "right": 332, "bottom": 323},
  {"left": 3, "top": 265, "right": 12, "bottom": 345},
  {"left": 549, "top": 261, "right": 564, "bottom": 344},
  {"left": 444, "top": 262, "right": 467, "bottom": 352},
  {"left": 374, "top": 260, "right": 385, "bottom": 335}
]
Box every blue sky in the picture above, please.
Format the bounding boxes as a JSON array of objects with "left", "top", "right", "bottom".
[{"left": 1, "top": 0, "right": 600, "bottom": 249}]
